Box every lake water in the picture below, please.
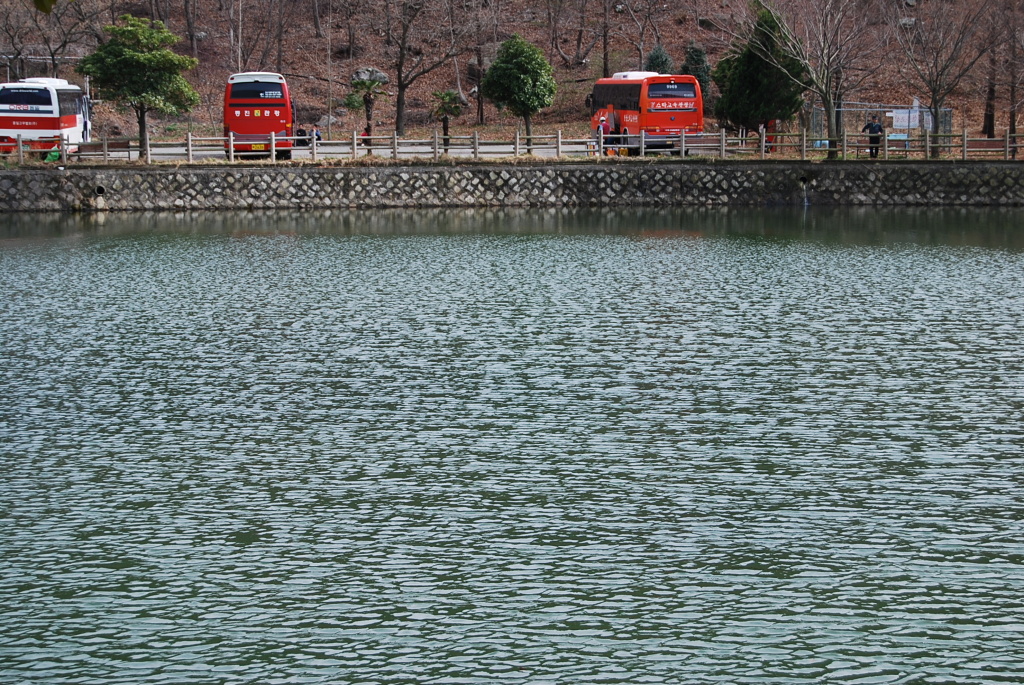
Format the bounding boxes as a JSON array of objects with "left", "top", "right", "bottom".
[{"left": 1, "top": 208, "right": 1022, "bottom": 684}]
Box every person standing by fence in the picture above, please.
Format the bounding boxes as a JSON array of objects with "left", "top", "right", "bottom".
[{"left": 862, "top": 115, "right": 884, "bottom": 159}]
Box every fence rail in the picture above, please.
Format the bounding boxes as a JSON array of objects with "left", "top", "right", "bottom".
[{"left": 2, "top": 128, "right": 1022, "bottom": 165}]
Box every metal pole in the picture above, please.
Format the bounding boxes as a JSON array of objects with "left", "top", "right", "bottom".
[
  {"left": 270, "top": 132, "right": 277, "bottom": 164},
  {"left": 186, "top": 131, "right": 193, "bottom": 163},
  {"left": 883, "top": 131, "right": 889, "bottom": 160},
  {"left": 474, "top": 131, "right": 480, "bottom": 160},
  {"left": 962, "top": 129, "right": 968, "bottom": 160},
  {"left": 680, "top": 131, "right": 685, "bottom": 157},
  {"left": 351, "top": 130, "right": 358, "bottom": 160},
  {"left": 392, "top": 132, "right": 398, "bottom": 160},
  {"left": 556, "top": 129, "right": 562, "bottom": 158},
  {"left": 16, "top": 134, "right": 23, "bottom": 165},
  {"left": 433, "top": 129, "right": 439, "bottom": 161},
  {"left": 1005, "top": 129, "right": 1011, "bottom": 160},
  {"left": 759, "top": 126, "right": 765, "bottom": 160},
  {"left": 102, "top": 136, "right": 108, "bottom": 162},
  {"left": 719, "top": 129, "right": 726, "bottom": 158},
  {"left": 514, "top": 130, "right": 519, "bottom": 157},
  {"left": 229, "top": 131, "right": 235, "bottom": 163},
  {"left": 640, "top": 130, "right": 646, "bottom": 157},
  {"left": 842, "top": 129, "right": 847, "bottom": 159},
  {"left": 801, "top": 129, "right": 806, "bottom": 161},
  {"left": 598, "top": 128, "right": 604, "bottom": 157},
  {"left": 145, "top": 134, "right": 151, "bottom": 164}
]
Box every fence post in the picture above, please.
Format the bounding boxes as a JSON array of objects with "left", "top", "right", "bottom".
[
  {"left": 759, "top": 125, "right": 766, "bottom": 160},
  {"left": 801, "top": 129, "right": 807, "bottom": 160},
  {"left": 311, "top": 132, "right": 318, "bottom": 163},
  {"left": 433, "top": 129, "right": 439, "bottom": 161},
  {"left": 962, "top": 129, "right": 968, "bottom": 160},
  {"left": 639, "top": 130, "right": 645, "bottom": 157},
  {"left": 144, "top": 134, "right": 151, "bottom": 164},
  {"left": 186, "top": 131, "right": 193, "bottom": 163},
  {"left": 679, "top": 131, "right": 685, "bottom": 158},
  {"left": 352, "top": 130, "right": 358, "bottom": 160},
  {"left": 270, "top": 132, "right": 277, "bottom": 164},
  {"left": 556, "top": 129, "right": 562, "bottom": 158},
  {"left": 392, "top": 132, "right": 399, "bottom": 159},
  {"left": 16, "top": 134, "right": 23, "bottom": 165},
  {"left": 924, "top": 130, "right": 929, "bottom": 159},
  {"left": 61, "top": 135, "right": 68, "bottom": 165},
  {"left": 513, "top": 130, "right": 519, "bottom": 157},
  {"left": 842, "top": 130, "right": 847, "bottom": 159},
  {"left": 883, "top": 132, "right": 889, "bottom": 160},
  {"left": 474, "top": 131, "right": 480, "bottom": 160},
  {"left": 598, "top": 129, "right": 604, "bottom": 157},
  {"left": 1005, "top": 129, "right": 1011, "bottom": 160},
  {"left": 229, "top": 131, "right": 235, "bottom": 163},
  {"left": 719, "top": 129, "right": 726, "bottom": 158}
]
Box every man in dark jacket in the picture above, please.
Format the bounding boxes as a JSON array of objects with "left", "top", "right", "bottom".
[{"left": 862, "top": 115, "right": 884, "bottom": 158}]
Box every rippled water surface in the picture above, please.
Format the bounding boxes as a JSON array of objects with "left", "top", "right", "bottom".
[{"left": 2, "top": 208, "right": 1023, "bottom": 684}]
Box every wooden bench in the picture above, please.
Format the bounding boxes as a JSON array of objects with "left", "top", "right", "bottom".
[{"left": 76, "top": 139, "right": 133, "bottom": 159}]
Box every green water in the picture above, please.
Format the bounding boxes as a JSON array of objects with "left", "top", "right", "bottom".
[{"left": 1, "top": 208, "right": 1022, "bottom": 684}]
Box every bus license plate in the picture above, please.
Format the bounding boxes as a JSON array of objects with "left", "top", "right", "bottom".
[{"left": 251, "top": 144, "right": 265, "bottom": 150}]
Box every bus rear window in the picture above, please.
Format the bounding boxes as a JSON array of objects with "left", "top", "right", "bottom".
[
  {"left": 0, "top": 88, "right": 53, "bottom": 106},
  {"left": 648, "top": 83, "right": 696, "bottom": 98},
  {"left": 229, "top": 83, "right": 285, "bottom": 100}
]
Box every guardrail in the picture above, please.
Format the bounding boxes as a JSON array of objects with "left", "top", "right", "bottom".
[{"left": 3, "top": 128, "right": 1023, "bottom": 165}]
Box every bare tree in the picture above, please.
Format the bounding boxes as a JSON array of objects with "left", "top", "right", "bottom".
[
  {"left": 23, "top": 0, "right": 105, "bottom": 77},
  {"left": 886, "top": 0, "right": 995, "bottom": 155},
  {"left": 379, "top": 0, "right": 470, "bottom": 135},
  {"left": 545, "top": 0, "right": 600, "bottom": 69},
  {"left": 612, "top": 0, "right": 668, "bottom": 70},
  {"left": 753, "top": 0, "right": 879, "bottom": 159}
]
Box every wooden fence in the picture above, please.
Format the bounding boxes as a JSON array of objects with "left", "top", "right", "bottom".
[{"left": 2, "top": 128, "right": 1022, "bottom": 165}]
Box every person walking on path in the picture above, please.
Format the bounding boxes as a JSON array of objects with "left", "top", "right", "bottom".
[{"left": 862, "top": 115, "right": 884, "bottom": 159}]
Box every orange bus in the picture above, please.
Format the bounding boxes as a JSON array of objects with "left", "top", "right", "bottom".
[
  {"left": 589, "top": 71, "right": 703, "bottom": 154},
  {"left": 223, "top": 72, "right": 295, "bottom": 160}
]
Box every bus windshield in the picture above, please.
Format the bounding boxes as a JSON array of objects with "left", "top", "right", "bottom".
[
  {"left": 647, "top": 83, "right": 696, "bottom": 98},
  {"left": 229, "top": 83, "right": 285, "bottom": 100},
  {"left": 0, "top": 88, "right": 53, "bottom": 106}
]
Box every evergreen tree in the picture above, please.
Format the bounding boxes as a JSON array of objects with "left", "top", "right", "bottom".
[
  {"left": 681, "top": 43, "right": 712, "bottom": 103},
  {"left": 77, "top": 15, "right": 198, "bottom": 149},
  {"left": 712, "top": 7, "right": 806, "bottom": 131},
  {"left": 644, "top": 45, "right": 673, "bottom": 74},
  {"left": 480, "top": 34, "right": 556, "bottom": 151}
]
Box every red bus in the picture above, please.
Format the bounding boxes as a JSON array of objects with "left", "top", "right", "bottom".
[
  {"left": 224, "top": 72, "right": 295, "bottom": 160},
  {"left": 589, "top": 71, "right": 703, "bottom": 153},
  {"left": 0, "top": 78, "right": 91, "bottom": 154}
]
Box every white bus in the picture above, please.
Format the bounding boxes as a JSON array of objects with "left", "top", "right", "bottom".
[{"left": 0, "top": 78, "right": 91, "bottom": 153}]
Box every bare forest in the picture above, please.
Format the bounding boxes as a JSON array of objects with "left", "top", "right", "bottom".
[{"left": 1, "top": 0, "right": 1021, "bottom": 140}]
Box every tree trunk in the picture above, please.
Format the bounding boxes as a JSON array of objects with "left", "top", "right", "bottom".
[
  {"left": 475, "top": 45, "right": 485, "bottom": 125},
  {"left": 136, "top": 106, "right": 149, "bottom": 152},
  {"left": 184, "top": 0, "right": 199, "bottom": 57},
  {"left": 313, "top": 0, "right": 323, "bottom": 39},
  {"left": 983, "top": 51, "right": 996, "bottom": 138},
  {"left": 364, "top": 95, "right": 374, "bottom": 135},
  {"left": 396, "top": 83, "right": 407, "bottom": 136},
  {"left": 1011, "top": 39, "right": 1019, "bottom": 159}
]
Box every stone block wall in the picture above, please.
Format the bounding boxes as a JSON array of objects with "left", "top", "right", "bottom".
[{"left": 2, "top": 161, "right": 1024, "bottom": 212}]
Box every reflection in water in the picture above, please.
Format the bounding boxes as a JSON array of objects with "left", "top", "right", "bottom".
[
  {"left": 1, "top": 206, "right": 1023, "bottom": 249},
  {"left": 1, "top": 208, "right": 1023, "bottom": 684}
]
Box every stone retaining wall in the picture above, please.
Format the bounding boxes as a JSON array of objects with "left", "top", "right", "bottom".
[{"left": 2, "top": 161, "right": 1024, "bottom": 212}]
